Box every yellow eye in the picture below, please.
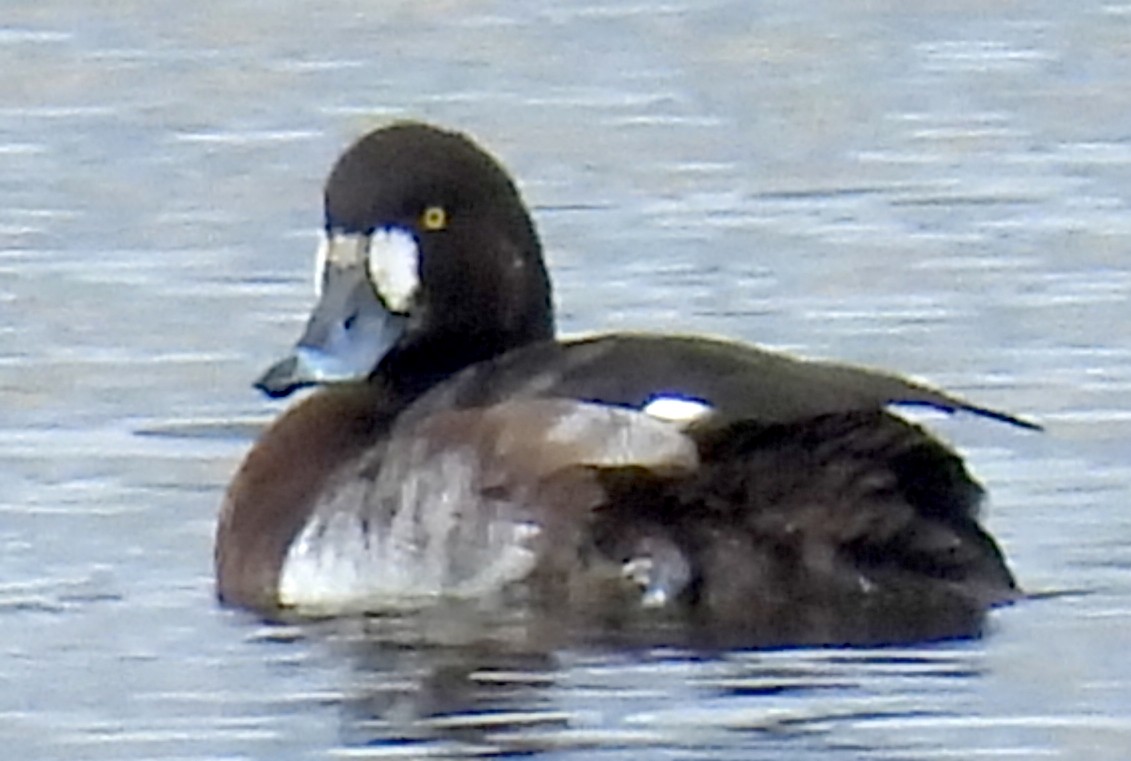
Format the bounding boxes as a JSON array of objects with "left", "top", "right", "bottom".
[{"left": 420, "top": 205, "right": 447, "bottom": 231}]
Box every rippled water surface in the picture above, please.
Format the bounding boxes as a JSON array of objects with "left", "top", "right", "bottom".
[{"left": 3, "top": 1, "right": 1130, "bottom": 759}]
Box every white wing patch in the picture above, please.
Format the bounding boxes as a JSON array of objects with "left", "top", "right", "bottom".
[{"left": 642, "top": 395, "right": 714, "bottom": 426}]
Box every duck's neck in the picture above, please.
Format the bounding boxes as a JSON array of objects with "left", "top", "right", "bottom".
[{"left": 374, "top": 317, "right": 555, "bottom": 402}]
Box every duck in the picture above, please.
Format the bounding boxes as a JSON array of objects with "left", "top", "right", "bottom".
[{"left": 215, "top": 121, "right": 1036, "bottom": 644}]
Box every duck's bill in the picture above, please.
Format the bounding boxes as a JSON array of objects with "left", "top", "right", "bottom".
[{"left": 255, "top": 255, "right": 407, "bottom": 398}]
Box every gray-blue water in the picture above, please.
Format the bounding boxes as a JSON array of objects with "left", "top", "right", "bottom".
[{"left": 2, "top": 1, "right": 1130, "bottom": 758}]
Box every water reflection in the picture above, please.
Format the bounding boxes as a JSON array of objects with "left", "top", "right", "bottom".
[{"left": 249, "top": 612, "right": 994, "bottom": 757}]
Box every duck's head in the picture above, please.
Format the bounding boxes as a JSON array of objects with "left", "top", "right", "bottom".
[{"left": 256, "top": 122, "right": 554, "bottom": 399}]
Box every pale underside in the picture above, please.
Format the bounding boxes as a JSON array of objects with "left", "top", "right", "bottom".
[{"left": 277, "top": 397, "right": 704, "bottom": 613}]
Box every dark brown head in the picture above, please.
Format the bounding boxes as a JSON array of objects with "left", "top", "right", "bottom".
[{"left": 256, "top": 122, "right": 554, "bottom": 399}]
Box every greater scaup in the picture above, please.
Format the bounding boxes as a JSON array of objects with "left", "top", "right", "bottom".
[{"left": 216, "top": 122, "right": 1036, "bottom": 643}]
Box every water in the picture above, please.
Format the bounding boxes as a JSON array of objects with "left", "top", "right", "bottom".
[{"left": 2, "top": 1, "right": 1130, "bottom": 758}]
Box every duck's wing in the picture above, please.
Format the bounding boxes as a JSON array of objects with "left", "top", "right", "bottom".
[
  {"left": 380, "top": 395, "right": 1020, "bottom": 644},
  {"left": 387, "top": 332, "right": 1026, "bottom": 644},
  {"left": 403, "top": 332, "right": 1039, "bottom": 431}
]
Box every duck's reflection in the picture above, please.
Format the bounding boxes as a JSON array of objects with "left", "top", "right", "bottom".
[{"left": 272, "top": 599, "right": 994, "bottom": 752}]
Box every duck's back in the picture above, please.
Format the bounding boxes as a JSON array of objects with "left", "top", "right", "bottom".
[{"left": 403, "top": 333, "right": 1036, "bottom": 431}]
